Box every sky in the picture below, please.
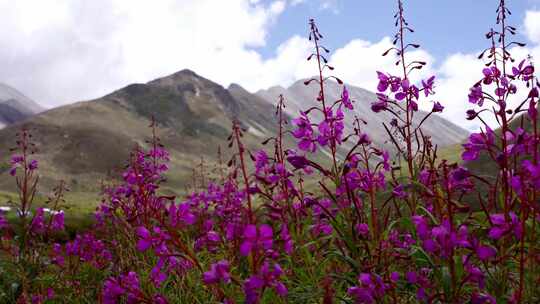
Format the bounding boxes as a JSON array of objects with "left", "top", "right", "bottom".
[{"left": 0, "top": 0, "right": 540, "bottom": 130}]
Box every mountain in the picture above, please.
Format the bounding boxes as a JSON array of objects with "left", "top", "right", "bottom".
[
  {"left": 0, "top": 70, "right": 284, "bottom": 195},
  {"left": 256, "top": 80, "right": 469, "bottom": 153},
  {"left": 0, "top": 71, "right": 469, "bottom": 198},
  {"left": 0, "top": 83, "right": 43, "bottom": 127}
]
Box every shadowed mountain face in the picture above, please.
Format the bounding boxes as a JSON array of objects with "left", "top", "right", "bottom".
[
  {"left": 0, "top": 70, "right": 283, "bottom": 194},
  {"left": 0, "top": 83, "right": 43, "bottom": 127},
  {"left": 256, "top": 80, "right": 470, "bottom": 152},
  {"left": 464, "top": 106, "right": 540, "bottom": 194}
]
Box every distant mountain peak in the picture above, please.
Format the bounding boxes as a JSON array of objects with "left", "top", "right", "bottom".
[
  {"left": 228, "top": 83, "right": 247, "bottom": 92},
  {"left": 147, "top": 69, "right": 220, "bottom": 91},
  {"left": 0, "top": 83, "right": 43, "bottom": 128},
  {"left": 0, "top": 82, "right": 43, "bottom": 113},
  {"left": 172, "top": 68, "right": 199, "bottom": 77}
]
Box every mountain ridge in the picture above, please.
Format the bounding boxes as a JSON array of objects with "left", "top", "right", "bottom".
[
  {"left": 0, "top": 69, "right": 468, "bottom": 197},
  {"left": 256, "top": 78, "right": 470, "bottom": 152},
  {"left": 0, "top": 83, "right": 43, "bottom": 127}
]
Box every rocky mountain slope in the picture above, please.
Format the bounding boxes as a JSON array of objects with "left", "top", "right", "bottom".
[{"left": 257, "top": 80, "right": 469, "bottom": 152}]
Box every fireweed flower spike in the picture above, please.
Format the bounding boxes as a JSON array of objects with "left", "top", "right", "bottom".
[
  {"left": 371, "top": 0, "right": 440, "bottom": 185},
  {"left": 462, "top": 1, "right": 539, "bottom": 300}
]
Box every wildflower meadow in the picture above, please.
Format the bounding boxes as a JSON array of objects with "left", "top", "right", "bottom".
[{"left": 0, "top": 0, "right": 539, "bottom": 303}]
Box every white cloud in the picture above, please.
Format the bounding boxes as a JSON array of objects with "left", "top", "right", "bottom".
[
  {"left": 0, "top": 0, "right": 290, "bottom": 107},
  {"left": 290, "top": 0, "right": 306, "bottom": 6},
  {"left": 241, "top": 35, "right": 313, "bottom": 90},
  {"left": 319, "top": 0, "right": 341, "bottom": 14},
  {"left": 433, "top": 53, "right": 484, "bottom": 130},
  {"left": 524, "top": 10, "right": 540, "bottom": 44},
  {"left": 287, "top": 0, "right": 340, "bottom": 13}
]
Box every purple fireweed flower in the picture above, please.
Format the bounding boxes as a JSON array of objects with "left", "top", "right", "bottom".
[
  {"left": 348, "top": 272, "right": 387, "bottom": 304},
  {"left": 50, "top": 243, "right": 65, "bottom": 266},
  {"left": 30, "top": 208, "right": 45, "bottom": 234},
  {"left": 390, "top": 272, "right": 400, "bottom": 283},
  {"left": 419, "top": 169, "right": 432, "bottom": 185},
  {"left": 244, "top": 261, "right": 287, "bottom": 303},
  {"left": 382, "top": 151, "right": 390, "bottom": 171},
  {"left": 412, "top": 215, "right": 430, "bottom": 239},
  {"left": 482, "top": 66, "right": 500, "bottom": 85},
  {"left": 10, "top": 155, "right": 23, "bottom": 165},
  {"left": 254, "top": 150, "right": 269, "bottom": 174},
  {"left": 408, "top": 99, "right": 419, "bottom": 112},
  {"left": 292, "top": 112, "right": 316, "bottom": 152},
  {"left": 471, "top": 293, "right": 497, "bottom": 304},
  {"left": 401, "top": 78, "right": 410, "bottom": 90},
  {"left": 413, "top": 216, "right": 472, "bottom": 257},
  {"left": 431, "top": 101, "right": 444, "bottom": 113},
  {"left": 476, "top": 244, "right": 497, "bottom": 261},
  {"left": 312, "top": 222, "right": 333, "bottom": 236},
  {"left": 240, "top": 224, "right": 273, "bottom": 256},
  {"left": 448, "top": 166, "right": 473, "bottom": 191},
  {"left": 376, "top": 72, "right": 402, "bottom": 93},
  {"left": 395, "top": 91, "right": 406, "bottom": 101},
  {"left": 244, "top": 276, "right": 264, "bottom": 304},
  {"left": 153, "top": 294, "right": 169, "bottom": 304},
  {"left": 151, "top": 264, "right": 167, "bottom": 287},
  {"left": 463, "top": 259, "right": 486, "bottom": 289},
  {"left": 280, "top": 225, "right": 293, "bottom": 254},
  {"left": 371, "top": 101, "right": 387, "bottom": 113},
  {"left": 512, "top": 59, "right": 534, "bottom": 78},
  {"left": 371, "top": 93, "right": 389, "bottom": 113},
  {"left": 522, "top": 159, "right": 540, "bottom": 186},
  {"left": 342, "top": 86, "right": 353, "bottom": 109},
  {"left": 9, "top": 155, "right": 24, "bottom": 176},
  {"left": 0, "top": 211, "right": 8, "bottom": 229},
  {"left": 488, "top": 212, "right": 522, "bottom": 240},
  {"left": 136, "top": 226, "right": 153, "bottom": 251},
  {"left": 29, "top": 159, "right": 38, "bottom": 170},
  {"left": 376, "top": 71, "right": 390, "bottom": 92},
  {"left": 169, "top": 203, "right": 196, "bottom": 227},
  {"left": 468, "top": 85, "right": 484, "bottom": 106},
  {"left": 462, "top": 128, "right": 495, "bottom": 161},
  {"left": 102, "top": 272, "right": 141, "bottom": 304},
  {"left": 355, "top": 223, "right": 370, "bottom": 238},
  {"left": 287, "top": 155, "right": 309, "bottom": 170},
  {"left": 392, "top": 184, "right": 407, "bottom": 199},
  {"left": 422, "top": 75, "right": 435, "bottom": 97},
  {"left": 387, "top": 230, "right": 415, "bottom": 250},
  {"left": 203, "top": 260, "right": 231, "bottom": 285},
  {"left": 406, "top": 271, "right": 417, "bottom": 284},
  {"left": 134, "top": 226, "right": 170, "bottom": 255},
  {"left": 51, "top": 211, "right": 64, "bottom": 231},
  {"left": 466, "top": 109, "right": 478, "bottom": 120}
]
